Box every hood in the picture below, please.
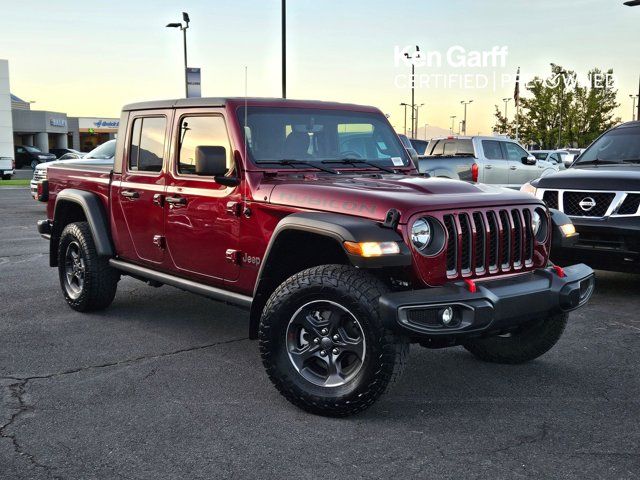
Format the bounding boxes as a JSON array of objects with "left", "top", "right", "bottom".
[
  {"left": 37, "top": 158, "right": 114, "bottom": 170},
  {"left": 532, "top": 164, "right": 640, "bottom": 191},
  {"left": 267, "top": 174, "right": 542, "bottom": 223}
]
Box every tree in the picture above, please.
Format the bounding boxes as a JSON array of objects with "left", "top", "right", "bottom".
[{"left": 493, "top": 64, "right": 620, "bottom": 148}]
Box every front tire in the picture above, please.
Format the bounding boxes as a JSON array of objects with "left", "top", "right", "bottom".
[
  {"left": 463, "top": 313, "right": 568, "bottom": 364},
  {"left": 58, "top": 222, "right": 119, "bottom": 312},
  {"left": 30, "top": 159, "right": 39, "bottom": 170},
  {"left": 1, "top": 174, "right": 11, "bottom": 180},
  {"left": 259, "top": 265, "right": 408, "bottom": 417}
]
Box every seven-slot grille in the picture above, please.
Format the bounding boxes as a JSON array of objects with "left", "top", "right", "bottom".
[{"left": 442, "top": 208, "right": 536, "bottom": 279}]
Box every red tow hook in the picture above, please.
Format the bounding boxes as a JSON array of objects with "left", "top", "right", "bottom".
[
  {"left": 552, "top": 265, "right": 566, "bottom": 278},
  {"left": 464, "top": 279, "right": 477, "bottom": 293}
]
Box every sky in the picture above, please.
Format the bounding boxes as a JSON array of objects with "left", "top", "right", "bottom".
[{"left": 1, "top": 0, "right": 639, "bottom": 137}]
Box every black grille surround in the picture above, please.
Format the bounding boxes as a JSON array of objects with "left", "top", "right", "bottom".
[
  {"left": 563, "top": 191, "right": 615, "bottom": 217},
  {"left": 439, "top": 207, "right": 540, "bottom": 280}
]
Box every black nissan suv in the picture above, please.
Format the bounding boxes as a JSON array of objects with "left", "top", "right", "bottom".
[{"left": 521, "top": 121, "right": 640, "bottom": 273}]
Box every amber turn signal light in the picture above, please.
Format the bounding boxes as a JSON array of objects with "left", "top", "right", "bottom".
[{"left": 343, "top": 241, "right": 400, "bottom": 257}]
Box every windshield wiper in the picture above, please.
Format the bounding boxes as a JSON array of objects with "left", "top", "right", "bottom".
[
  {"left": 258, "top": 159, "right": 337, "bottom": 174},
  {"left": 321, "top": 158, "right": 398, "bottom": 174},
  {"left": 576, "top": 158, "right": 619, "bottom": 166}
]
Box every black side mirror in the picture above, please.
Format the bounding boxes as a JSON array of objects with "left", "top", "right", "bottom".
[
  {"left": 195, "top": 146, "right": 240, "bottom": 186},
  {"left": 522, "top": 155, "right": 537, "bottom": 165}
]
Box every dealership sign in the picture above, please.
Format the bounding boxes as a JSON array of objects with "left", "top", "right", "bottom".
[
  {"left": 78, "top": 117, "right": 119, "bottom": 132},
  {"left": 49, "top": 118, "right": 67, "bottom": 128}
]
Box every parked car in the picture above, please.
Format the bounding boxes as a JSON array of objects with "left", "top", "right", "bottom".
[
  {"left": 14, "top": 145, "right": 56, "bottom": 169},
  {"left": 37, "top": 97, "right": 592, "bottom": 416},
  {"left": 31, "top": 140, "right": 115, "bottom": 201},
  {"left": 0, "top": 157, "right": 15, "bottom": 180},
  {"left": 57, "top": 152, "right": 85, "bottom": 160},
  {"left": 49, "top": 148, "right": 83, "bottom": 159},
  {"left": 409, "top": 139, "right": 429, "bottom": 156},
  {"left": 522, "top": 121, "right": 640, "bottom": 273},
  {"left": 419, "top": 136, "right": 561, "bottom": 188},
  {"left": 529, "top": 150, "right": 567, "bottom": 169}
]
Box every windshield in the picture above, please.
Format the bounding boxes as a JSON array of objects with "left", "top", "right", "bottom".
[
  {"left": 24, "top": 146, "right": 41, "bottom": 153},
  {"left": 577, "top": 126, "right": 640, "bottom": 164},
  {"left": 85, "top": 140, "right": 115, "bottom": 159},
  {"left": 237, "top": 107, "right": 411, "bottom": 168}
]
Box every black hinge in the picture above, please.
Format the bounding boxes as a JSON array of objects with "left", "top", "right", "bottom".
[
  {"left": 226, "top": 201, "right": 242, "bottom": 216},
  {"left": 382, "top": 208, "right": 401, "bottom": 229}
]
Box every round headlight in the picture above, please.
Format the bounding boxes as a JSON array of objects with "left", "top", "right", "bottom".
[
  {"left": 411, "top": 218, "right": 432, "bottom": 250},
  {"left": 532, "top": 211, "right": 541, "bottom": 235}
]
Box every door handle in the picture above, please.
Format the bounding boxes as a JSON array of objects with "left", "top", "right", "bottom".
[
  {"left": 485, "top": 164, "right": 493, "bottom": 169},
  {"left": 121, "top": 190, "right": 140, "bottom": 199},
  {"left": 510, "top": 165, "right": 517, "bottom": 170},
  {"left": 165, "top": 196, "right": 187, "bottom": 207}
]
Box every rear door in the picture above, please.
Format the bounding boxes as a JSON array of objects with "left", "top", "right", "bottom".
[
  {"left": 479, "top": 140, "right": 510, "bottom": 186},
  {"left": 163, "top": 109, "right": 241, "bottom": 284},
  {"left": 113, "top": 111, "right": 171, "bottom": 265}
]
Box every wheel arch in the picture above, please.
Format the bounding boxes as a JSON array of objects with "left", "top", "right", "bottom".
[
  {"left": 248, "top": 212, "right": 411, "bottom": 339},
  {"left": 50, "top": 189, "right": 113, "bottom": 266}
]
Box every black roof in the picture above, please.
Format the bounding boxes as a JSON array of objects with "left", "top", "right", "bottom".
[{"left": 121, "top": 97, "right": 379, "bottom": 112}]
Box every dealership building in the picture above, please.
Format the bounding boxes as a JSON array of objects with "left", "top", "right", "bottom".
[{"left": 1, "top": 59, "right": 119, "bottom": 159}]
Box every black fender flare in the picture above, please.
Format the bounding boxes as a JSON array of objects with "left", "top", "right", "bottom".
[
  {"left": 248, "top": 211, "right": 412, "bottom": 338},
  {"left": 53, "top": 189, "right": 114, "bottom": 258}
]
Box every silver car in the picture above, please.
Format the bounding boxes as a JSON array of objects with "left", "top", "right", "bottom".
[{"left": 419, "top": 136, "right": 561, "bottom": 188}]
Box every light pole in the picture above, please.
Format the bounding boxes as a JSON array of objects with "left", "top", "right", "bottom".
[
  {"left": 400, "top": 103, "right": 409, "bottom": 135},
  {"left": 166, "top": 12, "right": 190, "bottom": 98},
  {"left": 414, "top": 103, "right": 424, "bottom": 137},
  {"left": 460, "top": 100, "right": 473, "bottom": 135},
  {"left": 554, "top": 65, "right": 567, "bottom": 148},
  {"left": 450, "top": 115, "right": 457, "bottom": 135},
  {"left": 404, "top": 46, "right": 420, "bottom": 140},
  {"left": 631, "top": 94, "right": 639, "bottom": 121},
  {"left": 502, "top": 97, "right": 512, "bottom": 121}
]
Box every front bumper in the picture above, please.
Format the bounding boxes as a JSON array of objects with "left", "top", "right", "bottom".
[{"left": 379, "top": 264, "right": 594, "bottom": 341}]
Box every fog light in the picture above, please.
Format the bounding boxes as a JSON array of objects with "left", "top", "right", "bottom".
[
  {"left": 560, "top": 223, "right": 576, "bottom": 237},
  {"left": 441, "top": 306, "right": 454, "bottom": 325}
]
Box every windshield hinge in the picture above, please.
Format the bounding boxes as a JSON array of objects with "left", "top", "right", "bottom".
[{"left": 382, "top": 208, "right": 401, "bottom": 229}]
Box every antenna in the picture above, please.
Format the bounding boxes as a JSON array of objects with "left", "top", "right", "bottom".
[{"left": 244, "top": 66, "right": 248, "bottom": 165}]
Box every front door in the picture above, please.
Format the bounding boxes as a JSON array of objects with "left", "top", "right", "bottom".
[
  {"left": 114, "top": 111, "right": 171, "bottom": 265},
  {"left": 503, "top": 141, "right": 538, "bottom": 186},
  {"left": 163, "top": 110, "right": 241, "bottom": 284}
]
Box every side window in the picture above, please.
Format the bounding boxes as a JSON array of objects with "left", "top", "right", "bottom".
[
  {"left": 549, "top": 153, "right": 559, "bottom": 163},
  {"left": 482, "top": 140, "right": 504, "bottom": 160},
  {"left": 504, "top": 142, "right": 528, "bottom": 161},
  {"left": 443, "top": 141, "right": 456, "bottom": 155},
  {"left": 430, "top": 140, "right": 444, "bottom": 156},
  {"left": 129, "top": 117, "right": 166, "bottom": 173},
  {"left": 16, "top": 147, "right": 24, "bottom": 153},
  {"left": 178, "top": 115, "right": 232, "bottom": 175}
]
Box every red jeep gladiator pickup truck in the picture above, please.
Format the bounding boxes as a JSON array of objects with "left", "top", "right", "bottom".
[{"left": 38, "top": 97, "right": 594, "bottom": 416}]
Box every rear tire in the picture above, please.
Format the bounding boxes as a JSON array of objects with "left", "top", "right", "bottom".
[
  {"left": 463, "top": 313, "right": 568, "bottom": 364},
  {"left": 1, "top": 174, "right": 11, "bottom": 180},
  {"left": 57, "top": 222, "right": 119, "bottom": 312},
  {"left": 259, "top": 264, "right": 408, "bottom": 417}
]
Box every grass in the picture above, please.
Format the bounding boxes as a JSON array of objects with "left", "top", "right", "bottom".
[{"left": 0, "top": 179, "right": 31, "bottom": 187}]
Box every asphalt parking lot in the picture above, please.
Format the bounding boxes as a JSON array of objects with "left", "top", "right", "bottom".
[{"left": 1, "top": 187, "right": 639, "bottom": 480}]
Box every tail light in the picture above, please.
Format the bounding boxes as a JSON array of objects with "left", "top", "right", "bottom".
[{"left": 471, "top": 163, "right": 479, "bottom": 182}]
